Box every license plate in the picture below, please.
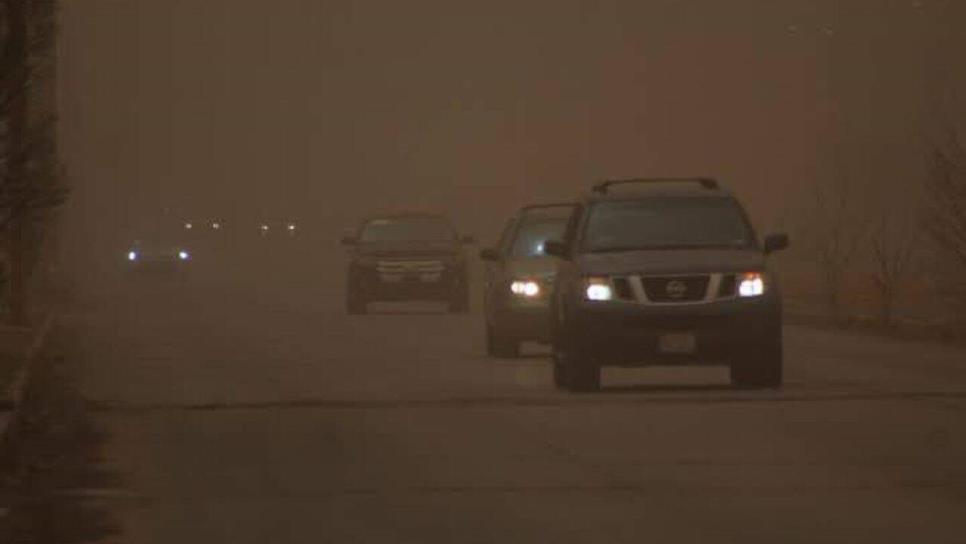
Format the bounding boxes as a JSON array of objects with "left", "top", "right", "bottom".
[
  {"left": 658, "top": 333, "right": 696, "bottom": 354},
  {"left": 380, "top": 274, "right": 403, "bottom": 283},
  {"left": 420, "top": 273, "right": 441, "bottom": 283}
]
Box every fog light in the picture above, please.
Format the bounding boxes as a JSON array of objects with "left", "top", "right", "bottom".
[{"left": 738, "top": 272, "right": 765, "bottom": 297}]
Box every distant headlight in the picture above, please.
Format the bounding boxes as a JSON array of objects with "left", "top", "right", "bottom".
[
  {"left": 178, "top": 251, "right": 190, "bottom": 261},
  {"left": 127, "top": 251, "right": 138, "bottom": 262},
  {"left": 510, "top": 280, "right": 541, "bottom": 298},
  {"left": 584, "top": 277, "right": 614, "bottom": 301},
  {"left": 287, "top": 223, "right": 297, "bottom": 232},
  {"left": 738, "top": 272, "right": 765, "bottom": 297}
]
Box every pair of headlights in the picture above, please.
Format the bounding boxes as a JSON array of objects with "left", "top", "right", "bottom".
[
  {"left": 127, "top": 251, "right": 190, "bottom": 261},
  {"left": 583, "top": 272, "right": 766, "bottom": 302},
  {"left": 510, "top": 280, "right": 542, "bottom": 298}
]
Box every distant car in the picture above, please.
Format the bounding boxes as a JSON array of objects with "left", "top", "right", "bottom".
[
  {"left": 544, "top": 178, "right": 789, "bottom": 392},
  {"left": 125, "top": 236, "right": 193, "bottom": 277},
  {"left": 342, "top": 213, "right": 473, "bottom": 314},
  {"left": 257, "top": 219, "right": 300, "bottom": 238},
  {"left": 480, "top": 204, "right": 575, "bottom": 357}
]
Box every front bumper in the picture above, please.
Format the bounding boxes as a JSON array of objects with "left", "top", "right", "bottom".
[
  {"left": 350, "top": 267, "right": 463, "bottom": 301},
  {"left": 569, "top": 296, "right": 781, "bottom": 366}
]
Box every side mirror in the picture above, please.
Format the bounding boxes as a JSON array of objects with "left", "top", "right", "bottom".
[
  {"left": 543, "top": 240, "right": 568, "bottom": 259},
  {"left": 479, "top": 247, "right": 500, "bottom": 261},
  {"left": 461, "top": 234, "right": 476, "bottom": 245},
  {"left": 763, "top": 233, "right": 789, "bottom": 255},
  {"left": 340, "top": 235, "right": 358, "bottom": 246}
]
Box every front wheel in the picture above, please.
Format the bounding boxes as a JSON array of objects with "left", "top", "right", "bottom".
[
  {"left": 553, "top": 340, "right": 599, "bottom": 392},
  {"left": 730, "top": 338, "right": 783, "bottom": 389}
]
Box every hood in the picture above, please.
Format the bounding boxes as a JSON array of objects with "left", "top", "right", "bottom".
[
  {"left": 577, "top": 248, "right": 765, "bottom": 276},
  {"left": 355, "top": 240, "right": 461, "bottom": 257},
  {"left": 504, "top": 256, "right": 560, "bottom": 279}
]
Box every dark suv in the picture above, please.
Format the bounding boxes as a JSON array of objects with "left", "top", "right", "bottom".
[
  {"left": 544, "top": 178, "right": 789, "bottom": 392},
  {"left": 342, "top": 213, "right": 473, "bottom": 314},
  {"left": 480, "top": 204, "right": 574, "bottom": 357}
]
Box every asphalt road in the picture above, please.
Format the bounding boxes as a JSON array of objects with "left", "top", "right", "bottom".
[{"left": 64, "top": 257, "right": 966, "bottom": 543}]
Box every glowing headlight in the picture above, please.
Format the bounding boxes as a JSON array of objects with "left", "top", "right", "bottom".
[
  {"left": 584, "top": 277, "right": 614, "bottom": 301},
  {"left": 738, "top": 272, "right": 765, "bottom": 297},
  {"left": 510, "top": 280, "right": 541, "bottom": 298},
  {"left": 287, "top": 223, "right": 297, "bottom": 231},
  {"left": 178, "top": 250, "right": 190, "bottom": 261},
  {"left": 127, "top": 251, "right": 138, "bottom": 262},
  {"left": 185, "top": 222, "right": 193, "bottom": 230},
  {"left": 212, "top": 222, "right": 221, "bottom": 230}
]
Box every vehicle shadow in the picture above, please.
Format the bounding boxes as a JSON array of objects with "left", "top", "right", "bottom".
[{"left": 598, "top": 383, "right": 736, "bottom": 394}]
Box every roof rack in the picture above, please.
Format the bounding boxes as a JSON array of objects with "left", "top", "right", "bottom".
[{"left": 591, "top": 177, "right": 720, "bottom": 194}]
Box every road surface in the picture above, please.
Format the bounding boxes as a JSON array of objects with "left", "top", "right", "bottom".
[{"left": 63, "top": 257, "right": 966, "bottom": 543}]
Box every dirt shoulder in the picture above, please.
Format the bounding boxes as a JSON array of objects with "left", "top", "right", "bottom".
[{"left": 0, "top": 326, "right": 119, "bottom": 543}]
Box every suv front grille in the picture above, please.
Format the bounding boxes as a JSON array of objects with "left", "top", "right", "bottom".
[
  {"left": 606, "top": 273, "right": 740, "bottom": 305},
  {"left": 641, "top": 275, "right": 710, "bottom": 302}
]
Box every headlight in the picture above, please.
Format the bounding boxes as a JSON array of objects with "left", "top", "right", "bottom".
[
  {"left": 178, "top": 250, "right": 190, "bottom": 261},
  {"left": 584, "top": 277, "right": 614, "bottom": 301},
  {"left": 738, "top": 272, "right": 765, "bottom": 297},
  {"left": 510, "top": 280, "right": 541, "bottom": 298},
  {"left": 127, "top": 251, "right": 138, "bottom": 262}
]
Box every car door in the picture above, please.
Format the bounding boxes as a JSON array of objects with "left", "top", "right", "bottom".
[{"left": 483, "top": 216, "right": 519, "bottom": 321}]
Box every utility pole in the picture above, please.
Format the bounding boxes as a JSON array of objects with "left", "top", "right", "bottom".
[{"left": 4, "top": 0, "right": 30, "bottom": 326}]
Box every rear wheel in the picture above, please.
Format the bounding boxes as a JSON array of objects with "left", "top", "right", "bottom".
[
  {"left": 486, "top": 324, "right": 520, "bottom": 358},
  {"left": 730, "top": 337, "right": 783, "bottom": 389}
]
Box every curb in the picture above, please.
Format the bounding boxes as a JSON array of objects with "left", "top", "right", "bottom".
[{"left": 0, "top": 314, "right": 56, "bottom": 439}]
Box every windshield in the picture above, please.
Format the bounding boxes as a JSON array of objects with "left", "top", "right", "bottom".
[
  {"left": 359, "top": 217, "right": 455, "bottom": 242},
  {"left": 582, "top": 197, "right": 755, "bottom": 252},
  {"left": 509, "top": 218, "right": 568, "bottom": 257}
]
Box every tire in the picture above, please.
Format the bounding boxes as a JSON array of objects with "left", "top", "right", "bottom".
[
  {"left": 486, "top": 324, "right": 520, "bottom": 358},
  {"left": 730, "top": 337, "right": 783, "bottom": 389},
  {"left": 346, "top": 290, "right": 367, "bottom": 315},
  {"left": 554, "top": 339, "right": 599, "bottom": 392},
  {"left": 566, "top": 357, "right": 601, "bottom": 392},
  {"left": 550, "top": 297, "right": 600, "bottom": 392}
]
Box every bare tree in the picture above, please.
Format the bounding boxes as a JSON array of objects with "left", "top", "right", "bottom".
[
  {"left": 869, "top": 213, "right": 919, "bottom": 327},
  {"left": 808, "top": 173, "right": 864, "bottom": 320},
  {"left": 924, "top": 129, "right": 966, "bottom": 267},
  {"left": 1, "top": 0, "right": 67, "bottom": 325}
]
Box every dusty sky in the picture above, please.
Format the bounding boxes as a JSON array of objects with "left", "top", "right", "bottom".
[{"left": 57, "top": 0, "right": 965, "bottom": 246}]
